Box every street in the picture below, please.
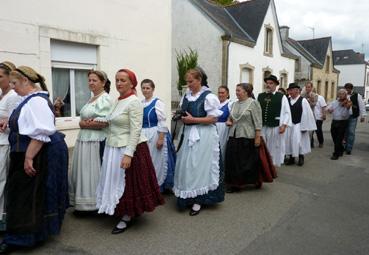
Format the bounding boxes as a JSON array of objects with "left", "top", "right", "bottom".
[{"left": 11, "top": 118, "right": 369, "bottom": 255}]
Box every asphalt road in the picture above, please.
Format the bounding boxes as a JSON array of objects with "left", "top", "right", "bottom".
[{"left": 10, "top": 118, "right": 369, "bottom": 255}]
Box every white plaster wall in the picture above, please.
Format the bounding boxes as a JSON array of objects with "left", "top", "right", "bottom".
[
  {"left": 336, "top": 64, "right": 366, "bottom": 88},
  {"left": 227, "top": 3, "right": 295, "bottom": 99},
  {"left": 0, "top": 0, "right": 172, "bottom": 147},
  {"left": 172, "top": 0, "right": 224, "bottom": 101}
]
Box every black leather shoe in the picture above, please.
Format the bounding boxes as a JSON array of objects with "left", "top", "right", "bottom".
[
  {"left": 297, "top": 155, "right": 304, "bottom": 166},
  {"left": 189, "top": 209, "right": 200, "bottom": 216},
  {"left": 111, "top": 220, "right": 131, "bottom": 234},
  {"left": 0, "top": 242, "right": 16, "bottom": 254},
  {"left": 285, "top": 156, "right": 295, "bottom": 165},
  {"left": 346, "top": 151, "right": 351, "bottom": 155},
  {"left": 330, "top": 155, "right": 339, "bottom": 160},
  {"left": 255, "top": 181, "right": 262, "bottom": 189}
]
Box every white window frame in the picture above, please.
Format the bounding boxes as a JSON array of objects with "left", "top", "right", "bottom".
[
  {"left": 239, "top": 63, "right": 255, "bottom": 84},
  {"left": 264, "top": 25, "right": 274, "bottom": 56},
  {"left": 51, "top": 62, "right": 96, "bottom": 129}
]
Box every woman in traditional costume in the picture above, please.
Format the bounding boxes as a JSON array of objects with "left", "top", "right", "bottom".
[
  {"left": 0, "top": 61, "right": 20, "bottom": 231},
  {"left": 225, "top": 83, "right": 263, "bottom": 192},
  {"left": 96, "top": 69, "right": 164, "bottom": 234},
  {"left": 69, "top": 70, "right": 112, "bottom": 214},
  {"left": 140, "top": 79, "right": 176, "bottom": 192},
  {"left": 216, "top": 85, "right": 232, "bottom": 164},
  {"left": 174, "top": 68, "right": 224, "bottom": 216},
  {"left": 0, "top": 66, "right": 68, "bottom": 253}
]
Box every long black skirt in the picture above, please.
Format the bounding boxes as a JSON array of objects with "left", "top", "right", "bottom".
[
  {"left": 4, "top": 132, "right": 68, "bottom": 247},
  {"left": 225, "top": 137, "right": 259, "bottom": 187}
]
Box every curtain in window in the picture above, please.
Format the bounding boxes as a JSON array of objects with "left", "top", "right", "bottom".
[
  {"left": 74, "top": 70, "right": 91, "bottom": 116},
  {"left": 52, "top": 68, "right": 71, "bottom": 117}
]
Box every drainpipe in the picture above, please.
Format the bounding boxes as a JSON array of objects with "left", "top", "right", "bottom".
[{"left": 222, "top": 36, "right": 231, "bottom": 86}]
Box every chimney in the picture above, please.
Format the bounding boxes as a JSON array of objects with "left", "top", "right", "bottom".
[{"left": 280, "top": 26, "right": 290, "bottom": 41}]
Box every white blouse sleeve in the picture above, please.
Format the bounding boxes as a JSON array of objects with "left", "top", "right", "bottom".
[
  {"left": 204, "top": 93, "right": 223, "bottom": 117},
  {"left": 6, "top": 94, "right": 21, "bottom": 116},
  {"left": 155, "top": 99, "right": 168, "bottom": 133},
  {"left": 300, "top": 98, "right": 317, "bottom": 131},
  {"left": 18, "top": 97, "right": 56, "bottom": 142},
  {"left": 279, "top": 95, "right": 292, "bottom": 127}
]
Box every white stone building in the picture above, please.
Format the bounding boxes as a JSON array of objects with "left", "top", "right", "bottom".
[
  {"left": 333, "top": 49, "right": 369, "bottom": 99},
  {"left": 172, "top": 0, "right": 296, "bottom": 101},
  {"left": 0, "top": 0, "right": 172, "bottom": 146}
]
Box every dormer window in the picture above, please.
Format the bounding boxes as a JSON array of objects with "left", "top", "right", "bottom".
[
  {"left": 264, "top": 25, "right": 273, "bottom": 56},
  {"left": 326, "top": 56, "right": 330, "bottom": 73}
]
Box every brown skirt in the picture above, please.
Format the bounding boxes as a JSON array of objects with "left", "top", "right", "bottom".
[
  {"left": 258, "top": 137, "right": 277, "bottom": 182},
  {"left": 115, "top": 142, "right": 165, "bottom": 217}
]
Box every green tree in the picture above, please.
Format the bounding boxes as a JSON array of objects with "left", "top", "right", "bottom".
[{"left": 212, "top": 0, "right": 238, "bottom": 6}]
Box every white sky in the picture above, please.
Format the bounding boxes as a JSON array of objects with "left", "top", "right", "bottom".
[{"left": 273, "top": 0, "right": 369, "bottom": 59}]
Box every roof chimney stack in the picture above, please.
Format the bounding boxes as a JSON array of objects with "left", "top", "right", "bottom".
[{"left": 280, "top": 26, "right": 289, "bottom": 41}]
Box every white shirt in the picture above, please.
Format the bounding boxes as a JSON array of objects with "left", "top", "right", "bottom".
[
  {"left": 289, "top": 96, "right": 317, "bottom": 131},
  {"left": 314, "top": 95, "right": 327, "bottom": 120},
  {"left": 18, "top": 92, "right": 56, "bottom": 142},
  {"left": 327, "top": 100, "right": 352, "bottom": 120},
  {"left": 0, "top": 89, "right": 21, "bottom": 144}
]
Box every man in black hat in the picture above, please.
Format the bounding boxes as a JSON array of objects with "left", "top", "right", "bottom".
[
  {"left": 284, "top": 83, "right": 316, "bottom": 166},
  {"left": 257, "top": 75, "right": 292, "bottom": 167}
]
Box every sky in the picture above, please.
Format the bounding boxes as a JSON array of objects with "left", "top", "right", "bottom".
[{"left": 273, "top": 0, "right": 369, "bottom": 59}]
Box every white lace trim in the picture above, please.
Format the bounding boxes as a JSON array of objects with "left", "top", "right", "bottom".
[{"left": 174, "top": 140, "right": 220, "bottom": 199}]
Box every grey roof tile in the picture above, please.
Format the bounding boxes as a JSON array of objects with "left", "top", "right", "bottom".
[{"left": 333, "top": 49, "right": 366, "bottom": 65}]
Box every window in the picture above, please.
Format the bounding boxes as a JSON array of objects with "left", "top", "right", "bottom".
[
  {"left": 239, "top": 63, "right": 254, "bottom": 84},
  {"left": 51, "top": 40, "right": 97, "bottom": 118},
  {"left": 241, "top": 68, "right": 251, "bottom": 83},
  {"left": 317, "top": 80, "right": 321, "bottom": 94},
  {"left": 295, "top": 57, "right": 301, "bottom": 72},
  {"left": 324, "top": 81, "right": 329, "bottom": 99},
  {"left": 326, "top": 56, "right": 330, "bottom": 73},
  {"left": 331, "top": 82, "right": 335, "bottom": 99},
  {"left": 280, "top": 73, "right": 288, "bottom": 88},
  {"left": 264, "top": 26, "right": 273, "bottom": 55}
]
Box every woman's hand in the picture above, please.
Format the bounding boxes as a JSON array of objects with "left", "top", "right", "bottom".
[
  {"left": 181, "top": 112, "right": 195, "bottom": 124},
  {"left": 226, "top": 119, "right": 233, "bottom": 127},
  {"left": 279, "top": 125, "right": 287, "bottom": 134},
  {"left": 121, "top": 155, "right": 132, "bottom": 169},
  {"left": 156, "top": 138, "right": 164, "bottom": 150},
  {"left": 0, "top": 118, "right": 8, "bottom": 133},
  {"left": 24, "top": 157, "right": 37, "bottom": 177},
  {"left": 254, "top": 136, "right": 261, "bottom": 147}
]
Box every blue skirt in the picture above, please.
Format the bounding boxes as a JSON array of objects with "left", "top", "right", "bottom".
[
  {"left": 4, "top": 132, "right": 69, "bottom": 247},
  {"left": 160, "top": 133, "right": 176, "bottom": 192}
]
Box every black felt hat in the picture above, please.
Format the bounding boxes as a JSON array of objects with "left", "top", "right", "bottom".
[
  {"left": 287, "top": 82, "right": 300, "bottom": 90},
  {"left": 264, "top": 75, "right": 279, "bottom": 85}
]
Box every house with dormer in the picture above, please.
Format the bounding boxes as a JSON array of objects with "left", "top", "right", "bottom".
[
  {"left": 333, "top": 49, "right": 369, "bottom": 98},
  {"left": 172, "top": 0, "right": 296, "bottom": 101},
  {"left": 281, "top": 26, "right": 339, "bottom": 101}
]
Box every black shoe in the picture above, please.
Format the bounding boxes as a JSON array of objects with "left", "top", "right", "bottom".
[
  {"left": 297, "top": 155, "right": 304, "bottom": 166},
  {"left": 331, "top": 155, "right": 339, "bottom": 160},
  {"left": 0, "top": 243, "right": 16, "bottom": 254},
  {"left": 225, "top": 187, "right": 240, "bottom": 193},
  {"left": 255, "top": 181, "right": 262, "bottom": 189},
  {"left": 189, "top": 208, "right": 201, "bottom": 216},
  {"left": 111, "top": 220, "right": 131, "bottom": 234},
  {"left": 346, "top": 151, "right": 351, "bottom": 155},
  {"left": 285, "top": 156, "right": 295, "bottom": 165}
]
